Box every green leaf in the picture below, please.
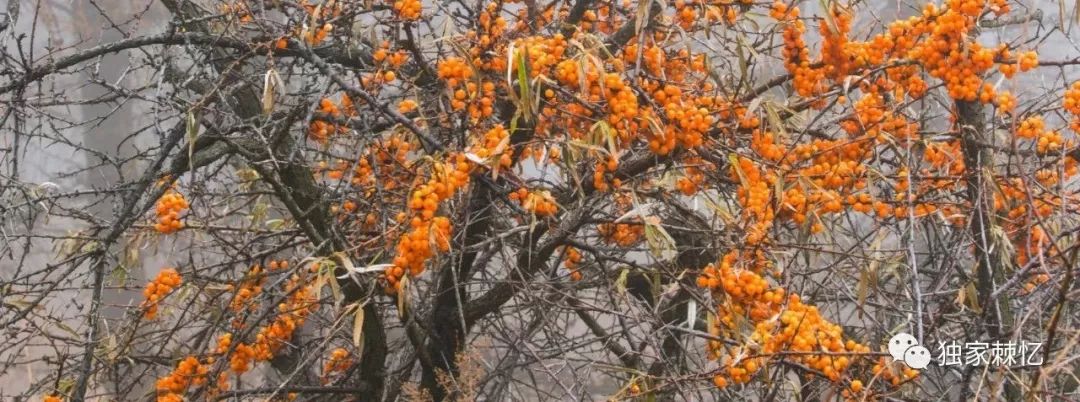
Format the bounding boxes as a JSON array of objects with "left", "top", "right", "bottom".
[
  {"left": 615, "top": 268, "right": 629, "bottom": 295},
  {"left": 517, "top": 47, "right": 532, "bottom": 121},
  {"left": 110, "top": 265, "right": 128, "bottom": 287}
]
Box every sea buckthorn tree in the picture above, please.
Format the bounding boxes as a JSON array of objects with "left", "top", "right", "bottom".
[{"left": 2, "top": 0, "right": 1080, "bottom": 400}]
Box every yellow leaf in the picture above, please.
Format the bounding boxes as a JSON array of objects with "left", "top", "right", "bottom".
[
  {"left": 615, "top": 268, "right": 629, "bottom": 295},
  {"left": 397, "top": 276, "right": 410, "bottom": 319}
]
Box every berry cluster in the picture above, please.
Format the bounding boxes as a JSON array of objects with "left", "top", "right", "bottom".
[
  {"left": 304, "top": 23, "right": 333, "bottom": 46},
  {"left": 228, "top": 264, "right": 267, "bottom": 319},
  {"left": 772, "top": 2, "right": 824, "bottom": 98},
  {"left": 699, "top": 251, "right": 870, "bottom": 386},
  {"left": 597, "top": 193, "right": 643, "bottom": 246},
  {"left": 321, "top": 348, "right": 353, "bottom": 384},
  {"left": 225, "top": 273, "right": 318, "bottom": 377},
  {"left": 1064, "top": 81, "right": 1080, "bottom": 116},
  {"left": 154, "top": 190, "right": 188, "bottom": 234},
  {"left": 509, "top": 187, "right": 558, "bottom": 216},
  {"left": 1016, "top": 116, "right": 1067, "bottom": 154},
  {"left": 676, "top": 165, "right": 705, "bottom": 196},
  {"left": 592, "top": 157, "right": 621, "bottom": 193},
  {"left": 309, "top": 95, "right": 355, "bottom": 143},
  {"left": 142, "top": 268, "right": 182, "bottom": 320},
  {"left": 387, "top": 154, "right": 472, "bottom": 292},
  {"left": 870, "top": 357, "right": 920, "bottom": 386},
  {"left": 597, "top": 222, "right": 643, "bottom": 246},
  {"left": 155, "top": 272, "right": 316, "bottom": 400},
  {"left": 471, "top": 126, "right": 512, "bottom": 170},
  {"left": 155, "top": 356, "right": 209, "bottom": 402},
  {"left": 398, "top": 99, "right": 418, "bottom": 114},
  {"left": 373, "top": 41, "right": 410, "bottom": 69},
  {"left": 392, "top": 0, "right": 421, "bottom": 20},
  {"left": 1022, "top": 271, "right": 1051, "bottom": 294},
  {"left": 563, "top": 246, "right": 583, "bottom": 281}
]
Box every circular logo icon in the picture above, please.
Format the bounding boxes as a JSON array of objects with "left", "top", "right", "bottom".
[
  {"left": 903, "top": 345, "right": 931, "bottom": 369},
  {"left": 888, "top": 332, "right": 918, "bottom": 361}
]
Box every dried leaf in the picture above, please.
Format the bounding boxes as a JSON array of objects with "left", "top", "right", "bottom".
[
  {"left": 856, "top": 269, "right": 869, "bottom": 317},
  {"left": 352, "top": 302, "right": 366, "bottom": 348},
  {"left": 643, "top": 216, "right": 677, "bottom": 261},
  {"left": 186, "top": 111, "right": 198, "bottom": 173},
  {"left": 687, "top": 299, "right": 698, "bottom": 329},
  {"left": 963, "top": 282, "right": 981, "bottom": 313},
  {"left": 328, "top": 264, "right": 342, "bottom": 305},
  {"left": 261, "top": 68, "right": 279, "bottom": 116},
  {"left": 397, "top": 275, "right": 410, "bottom": 319}
]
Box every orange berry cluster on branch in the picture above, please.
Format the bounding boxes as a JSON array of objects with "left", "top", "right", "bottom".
[
  {"left": 597, "top": 192, "right": 644, "bottom": 246},
  {"left": 676, "top": 164, "right": 706, "bottom": 196},
  {"left": 398, "top": 99, "right": 418, "bottom": 114},
  {"left": 222, "top": 273, "right": 318, "bottom": 377},
  {"left": 321, "top": 348, "right": 354, "bottom": 384},
  {"left": 993, "top": 177, "right": 1071, "bottom": 270},
  {"left": 1021, "top": 271, "right": 1051, "bottom": 294},
  {"left": 253, "top": 274, "right": 318, "bottom": 358},
  {"left": 1063, "top": 81, "right": 1080, "bottom": 132},
  {"left": 156, "top": 272, "right": 316, "bottom": 400},
  {"left": 424, "top": 1, "right": 732, "bottom": 212},
  {"left": 294, "top": 0, "right": 343, "bottom": 45},
  {"left": 373, "top": 42, "right": 411, "bottom": 69},
  {"left": 471, "top": 125, "right": 512, "bottom": 170},
  {"left": 870, "top": 357, "right": 921, "bottom": 386},
  {"left": 675, "top": 0, "right": 747, "bottom": 28},
  {"left": 437, "top": 57, "right": 501, "bottom": 122},
  {"left": 1015, "top": 116, "right": 1069, "bottom": 154},
  {"left": 228, "top": 264, "right": 268, "bottom": 318},
  {"left": 392, "top": 0, "right": 421, "bottom": 20},
  {"left": 156, "top": 356, "right": 210, "bottom": 402},
  {"left": 591, "top": 156, "right": 622, "bottom": 193},
  {"left": 731, "top": 157, "right": 776, "bottom": 243},
  {"left": 142, "top": 268, "right": 182, "bottom": 320},
  {"left": 698, "top": 251, "right": 870, "bottom": 386},
  {"left": 598, "top": 221, "right": 644, "bottom": 247},
  {"left": 309, "top": 95, "right": 356, "bottom": 143},
  {"left": 386, "top": 154, "right": 472, "bottom": 292},
  {"left": 509, "top": 187, "right": 558, "bottom": 216},
  {"left": 154, "top": 190, "right": 188, "bottom": 234},
  {"left": 771, "top": 0, "right": 1041, "bottom": 109},
  {"left": 341, "top": 135, "right": 414, "bottom": 189},
  {"left": 562, "top": 246, "right": 583, "bottom": 281},
  {"left": 772, "top": 2, "right": 824, "bottom": 98},
  {"left": 304, "top": 23, "right": 333, "bottom": 45}
]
